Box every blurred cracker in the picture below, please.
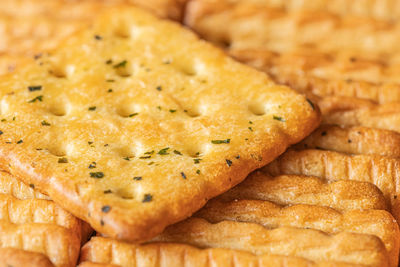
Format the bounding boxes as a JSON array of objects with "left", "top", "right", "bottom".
[{"left": 0, "top": 247, "right": 54, "bottom": 267}]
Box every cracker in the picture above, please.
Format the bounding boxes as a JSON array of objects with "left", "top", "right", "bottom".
[
  {"left": 229, "top": 48, "right": 400, "bottom": 104},
  {"left": 80, "top": 237, "right": 361, "bottom": 267},
  {"left": 218, "top": 172, "right": 388, "bottom": 211},
  {"left": 0, "top": 247, "right": 54, "bottom": 267},
  {"left": 0, "top": 5, "right": 320, "bottom": 241},
  {"left": 265, "top": 149, "right": 400, "bottom": 223},
  {"left": 185, "top": 0, "right": 400, "bottom": 55},
  {"left": 185, "top": 0, "right": 400, "bottom": 21},
  {"left": 0, "top": 221, "right": 80, "bottom": 267},
  {"left": 196, "top": 199, "right": 399, "bottom": 267},
  {"left": 295, "top": 124, "right": 400, "bottom": 157},
  {"left": 152, "top": 217, "right": 388, "bottom": 266},
  {"left": 318, "top": 97, "right": 400, "bottom": 132}
]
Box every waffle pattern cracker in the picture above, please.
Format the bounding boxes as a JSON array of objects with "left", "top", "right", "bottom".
[{"left": 0, "top": 6, "right": 320, "bottom": 242}]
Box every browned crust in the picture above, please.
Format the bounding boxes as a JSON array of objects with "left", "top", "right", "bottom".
[
  {"left": 295, "top": 124, "right": 400, "bottom": 157},
  {"left": 218, "top": 172, "right": 388, "bottom": 211},
  {"left": 265, "top": 149, "right": 400, "bottom": 224},
  {"left": 0, "top": 247, "right": 54, "bottom": 267},
  {"left": 80, "top": 236, "right": 370, "bottom": 267},
  {"left": 196, "top": 199, "right": 399, "bottom": 267}
]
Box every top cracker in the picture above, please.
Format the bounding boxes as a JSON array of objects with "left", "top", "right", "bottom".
[{"left": 0, "top": 5, "right": 320, "bottom": 241}]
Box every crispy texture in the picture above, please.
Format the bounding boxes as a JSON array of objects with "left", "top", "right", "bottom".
[
  {"left": 80, "top": 236, "right": 368, "bottom": 267},
  {"left": 218, "top": 172, "right": 388, "bottom": 211},
  {"left": 265, "top": 149, "right": 400, "bottom": 222},
  {"left": 0, "top": 170, "right": 49, "bottom": 200},
  {"left": 185, "top": 0, "right": 400, "bottom": 21},
  {"left": 0, "top": 6, "right": 320, "bottom": 242},
  {"left": 0, "top": 247, "right": 54, "bottom": 267},
  {"left": 229, "top": 49, "right": 400, "bottom": 104},
  {"left": 317, "top": 97, "right": 400, "bottom": 132},
  {"left": 0, "top": 221, "right": 80, "bottom": 267},
  {"left": 295, "top": 124, "right": 400, "bottom": 157},
  {"left": 184, "top": 0, "right": 400, "bottom": 55},
  {"left": 196, "top": 199, "right": 399, "bottom": 267},
  {"left": 152, "top": 217, "right": 388, "bottom": 266}
]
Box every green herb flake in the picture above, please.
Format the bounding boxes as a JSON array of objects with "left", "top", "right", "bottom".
[
  {"left": 113, "top": 60, "right": 127, "bottom": 69},
  {"left": 169, "top": 109, "right": 177, "bottom": 113},
  {"left": 90, "top": 172, "right": 104, "bottom": 178},
  {"left": 133, "top": 176, "right": 142, "bottom": 181},
  {"left": 142, "top": 194, "right": 152, "bottom": 203},
  {"left": 41, "top": 120, "right": 51, "bottom": 126},
  {"left": 16, "top": 140, "right": 23, "bottom": 144},
  {"left": 249, "top": 121, "right": 253, "bottom": 124},
  {"left": 273, "top": 115, "right": 285, "bottom": 122},
  {"left": 140, "top": 156, "right": 151, "bottom": 159},
  {"left": 306, "top": 98, "right": 315, "bottom": 110},
  {"left": 248, "top": 127, "right": 253, "bottom": 132},
  {"left": 236, "top": 155, "right": 240, "bottom": 159},
  {"left": 0, "top": 130, "right": 3, "bottom": 135},
  {"left": 28, "top": 95, "right": 43, "bottom": 103},
  {"left": 88, "top": 141, "right": 93, "bottom": 145},
  {"left": 144, "top": 150, "right": 154, "bottom": 155},
  {"left": 157, "top": 106, "right": 162, "bottom": 110},
  {"left": 29, "top": 184, "right": 35, "bottom": 189},
  {"left": 105, "top": 59, "right": 113, "bottom": 65},
  {"left": 1, "top": 119, "right": 5, "bottom": 122},
  {"left": 58, "top": 157, "right": 68, "bottom": 163},
  {"left": 173, "top": 150, "right": 182, "bottom": 155},
  {"left": 193, "top": 158, "right": 202, "bottom": 164},
  {"left": 157, "top": 147, "right": 170, "bottom": 155},
  {"left": 196, "top": 169, "right": 201, "bottom": 174},
  {"left": 28, "top": 85, "right": 42, "bottom": 92},
  {"left": 148, "top": 161, "right": 155, "bottom": 165},
  {"left": 94, "top": 35, "right": 102, "bottom": 40},
  {"left": 106, "top": 79, "right": 115, "bottom": 82},
  {"left": 101, "top": 205, "right": 111, "bottom": 213},
  {"left": 156, "top": 86, "right": 162, "bottom": 91},
  {"left": 128, "top": 113, "right": 139, "bottom": 117},
  {"left": 123, "top": 157, "right": 130, "bottom": 161},
  {"left": 211, "top": 139, "right": 230, "bottom": 144},
  {"left": 226, "top": 159, "right": 232, "bottom": 167},
  {"left": 88, "top": 162, "right": 96, "bottom": 169},
  {"left": 180, "top": 172, "right": 187, "bottom": 179},
  {"left": 107, "top": 89, "right": 113, "bottom": 93},
  {"left": 88, "top": 106, "right": 96, "bottom": 111},
  {"left": 103, "top": 189, "right": 112, "bottom": 194}
]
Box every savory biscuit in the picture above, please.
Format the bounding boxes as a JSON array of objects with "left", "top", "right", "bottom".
[
  {"left": 196, "top": 199, "right": 399, "bottom": 267},
  {"left": 79, "top": 237, "right": 367, "bottom": 267},
  {"left": 265, "top": 149, "right": 400, "bottom": 222},
  {"left": 184, "top": 0, "right": 400, "bottom": 55},
  {"left": 229, "top": 48, "right": 400, "bottom": 104},
  {"left": 0, "top": 6, "right": 320, "bottom": 242},
  {"left": 218, "top": 172, "right": 388, "bottom": 211},
  {"left": 151, "top": 218, "right": 388, "bottom": 266},
  {"left": 295, "top": 124, "right": 400, "bottom": 157},
  {"left": 0, "top": 247, "right": 54, "bottom": 267}
]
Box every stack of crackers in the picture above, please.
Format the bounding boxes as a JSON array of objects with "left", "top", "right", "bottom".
[{"left": 0, "top": 0, "right": 398, "bottom": 266}]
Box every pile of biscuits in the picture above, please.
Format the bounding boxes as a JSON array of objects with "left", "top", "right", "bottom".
[{"left": 0, "top": 0, "right": 399, "bottom": 266}]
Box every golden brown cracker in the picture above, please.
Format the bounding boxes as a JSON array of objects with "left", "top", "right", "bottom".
[
  {"left": 196, "top": 199, "right": 399, "bottom": 267},
  {"left": 80, "top": 236, "right": 370, "bottom": 267},
  {"left": 0, "top": 6, "right": 320, "bottom": 242},
  {"left": 295, "top": 124, "right": 400, "bottom": 157},
  {"left": 0, "top": 247, "right": 54, "bottom": 267},
  {"left": 218, "top": 172, "right": 388, "bottom": 211},
  {"left": 152, "top": 217, "right": 389, "bottom": 266}
]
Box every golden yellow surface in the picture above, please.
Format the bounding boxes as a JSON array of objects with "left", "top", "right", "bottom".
[{"left": 0, "top": 5, "right": 320, "bottom": 242}]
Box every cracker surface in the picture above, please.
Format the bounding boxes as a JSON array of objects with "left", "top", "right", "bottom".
[{"left": 0, "top": 6, "right": 320, "bottom": 241}]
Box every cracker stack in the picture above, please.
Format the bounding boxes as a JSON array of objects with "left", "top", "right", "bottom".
[{"left": 1, "top": 0, "right": 400, "bottom": 266}]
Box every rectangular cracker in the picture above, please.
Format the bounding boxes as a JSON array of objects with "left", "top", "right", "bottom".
[
  {"left": 295, "top": 124, "right": 400, "bottom": 157},
  {"left": 0, "top": 221, "right": 80, "bottom": 267},
  {"left": 152, "top": 217, "right": 388, "bottom": 266},
  {"left": 184, "top": 0, "right": 400, "bottom": 55},
  {"left": 79, "top": 237, "right": 360, "bottom": 267},
  {"left": 318, "top": 97, "right": 400, "bottom": 132},
  {"left": 229, "top": 48, "right": 400, "bottom": 104},
  {"left": 265, "top": 149, "right": 400, "bottom": 223},
  {"left": 196, "top": 199, "right": 399, "bottom": 267},
  {"left": 185, "top": 0, "right": 400, "bottom": 21},
  {"left": 0, "top": 5, "right": 320, "bottom": 241},
  {"left": 218, "top": 172, "right": 388, "bottom": 211},
  {"left": 0, "top": 247, "right": 54, "bottom": 267}
]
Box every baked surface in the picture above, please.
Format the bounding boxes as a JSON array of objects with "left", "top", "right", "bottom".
[{"left": 0, "top": 5, "right": 320, "bottom": 242}]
